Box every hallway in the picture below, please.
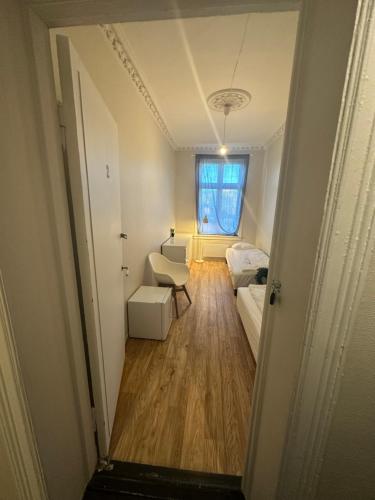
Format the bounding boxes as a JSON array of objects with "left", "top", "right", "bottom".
[{"left": 110, "top": 261, "right": 256, "bottom": 475}]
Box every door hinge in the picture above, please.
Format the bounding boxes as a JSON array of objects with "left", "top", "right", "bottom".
[
  {"left": 57, "top": 101, "right": 64, "bottom": 125},
  {"left": 58, "top": 103, "right": 67, "bottom": 152},
  {"left": 269, "top": 279, "right": 282, "bottom": 305},
  {"left": 91, "top": 406, "right": 97, "bottom": 432},
  {"left": 60, "top": 125, "right": 67, "bottom": 152},
  {"left": 97, "top": 456, "right": 114, "bottom": 472}
]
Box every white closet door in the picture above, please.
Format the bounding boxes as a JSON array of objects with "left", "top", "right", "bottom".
[{"left": 57, "top": 35, "right": 125, "bottom": 457}]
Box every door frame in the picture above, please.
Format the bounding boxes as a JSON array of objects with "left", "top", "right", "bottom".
[
  {"left": 0, "top": 271, "right": 49, "bottom": 500},
  {"left": 243, "top": 1, "right": 375, "bottom": 498},
  {"left": 23, "top": 0, "right": 372, "bottom": 498},
  {"left": 276, "top": 2, "right": 375, "bottom": 497}
]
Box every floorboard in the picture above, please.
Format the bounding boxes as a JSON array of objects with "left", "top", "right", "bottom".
[{"left": 110, "top": 261, "right": 256, "bottom": 475}]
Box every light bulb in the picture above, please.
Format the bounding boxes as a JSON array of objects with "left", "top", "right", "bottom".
[{"left": 219, "top": 145, "right": 228, "bottom": 156}]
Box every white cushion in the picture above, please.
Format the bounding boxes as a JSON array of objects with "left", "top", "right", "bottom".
[{"left": 232, "top": 242, "right": 254, "bottom": 250}]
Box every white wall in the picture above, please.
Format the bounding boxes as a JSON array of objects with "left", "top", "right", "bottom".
[
  {"left": 50, "top": 26, "right": 176, "bottom": 329},
  {"left": 174, "top": 149, "right": 264, "bottom": 242},
  {"left": 256, "top": 131, "right": 284, "bottom": 253},
  {"left": 315, "top": 250, "right": 375, "bottom": 500},
  {"left": 174, "top": 151, "right": 196, "bottom": 234},
  {"left": 242, "top": 150, "right": 265, "bottom": 243},
  {"left": 0, "top": 273, "right": 49, "bottom": 500}
]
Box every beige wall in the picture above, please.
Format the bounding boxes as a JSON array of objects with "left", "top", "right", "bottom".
[
  {"left": 256, "top": 132, "right": 284, "bottom": 253},
  {"left": 0, "top": 435, "right": 19, "bottom": 500},
  {"left": 316, "top": 251, "right": 375, "bottom": 500},
  {"left": 1, "top": 1, "right": 367, "bottom": 500},
  {"left": 0, "top": 1, "right": 94, "bottom": 498},
  {"left": 174, "top": 149, "right": 264, "bottom": 241},
  {"left": 51, "top": 26, "right": 176, "bottom": 327},
  {"left": 245, "top": 0, "right": 358, "bottom": 497}
]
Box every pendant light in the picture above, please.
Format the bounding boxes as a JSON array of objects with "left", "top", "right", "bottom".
[{"left": 206, "top": 14, "right": 252, "bottom": 155}]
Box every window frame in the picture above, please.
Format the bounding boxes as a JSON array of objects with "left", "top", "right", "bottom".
[{"left": 195, "top": 154, "right": 249, "bottom": 236}]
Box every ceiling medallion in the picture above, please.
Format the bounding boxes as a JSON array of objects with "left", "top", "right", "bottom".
[{"left": 207, "top": 88, "right": 251, "bottom": 115}]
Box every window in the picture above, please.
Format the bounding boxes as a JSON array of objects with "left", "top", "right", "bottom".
[{"left": 195, "top": 154, "right": 249, "bottom": 235}]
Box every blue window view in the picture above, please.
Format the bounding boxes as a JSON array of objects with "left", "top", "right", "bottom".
[{"left": 196, "top": 155, "right": 249, "bottom": 235}]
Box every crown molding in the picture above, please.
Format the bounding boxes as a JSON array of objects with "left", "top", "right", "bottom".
[
  {"left": 100, "top": 24, "right": 177, "bottom": 149},
  {"left": 176, "top": 144, "right": 264, "bottom": 153},
  {"left": 100, "top": 23, "right": 278, "bottom": 155},
  {"left": 264, "top": 122, "right": 286, "bottom": 149}
]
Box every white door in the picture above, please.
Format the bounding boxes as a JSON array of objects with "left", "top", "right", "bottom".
[{"left": 57, "top": 35, "right": 125, "bottom": 457}]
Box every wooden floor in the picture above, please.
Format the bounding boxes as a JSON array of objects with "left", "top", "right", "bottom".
[{"left": 110, "top": 261, "right": 256, "bottom": 475}]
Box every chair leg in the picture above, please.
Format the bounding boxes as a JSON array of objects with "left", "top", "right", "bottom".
[
  {"left": 172, "top": 286, "right": 179, "bottom": 318},
  {"left": 183, "top": 285, "right": 192, "bottom": 304}
]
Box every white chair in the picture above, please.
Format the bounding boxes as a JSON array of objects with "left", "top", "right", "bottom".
[{"left": 148, "top": 252, "right": 191, "bottom": 318}]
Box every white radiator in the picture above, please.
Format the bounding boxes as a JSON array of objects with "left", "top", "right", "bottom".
[
  {"left": 202, "top": 243, "right": 228, "bottom": 258},
  {"left": 192, "top": 236, "right": 240, "bottom": 260}
]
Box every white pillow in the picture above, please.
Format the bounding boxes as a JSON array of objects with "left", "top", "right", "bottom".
[{"left": 232, "top": 242, "right": 254, "bottom": 250}]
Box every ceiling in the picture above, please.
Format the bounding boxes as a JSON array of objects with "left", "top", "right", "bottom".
[
  {"left": 115, "top": 11, "right": 298, "bottom": 149},
  {"left": 28, "top": 0, "right": 300, "bottom": 28}
]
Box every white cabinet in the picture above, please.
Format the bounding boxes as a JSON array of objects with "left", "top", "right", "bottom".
[
  {"left": 128, "top": 286, "right": 172, "bottom": 340},
  {"left": 162, "top": 234, "right": 192, "bottom": 265}
]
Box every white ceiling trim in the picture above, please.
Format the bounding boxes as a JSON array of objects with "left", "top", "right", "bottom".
[
  {"left": 177, "top": 144, "right": 264, "bottom": 153},
  {"left": 100, "top": 23, "right": 177, "bottom": 149},
  {"left": 264, "top": 122, "right": 285, "bottom": 149}
]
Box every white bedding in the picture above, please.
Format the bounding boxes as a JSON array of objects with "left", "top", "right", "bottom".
[
  {"left": 237, "top": 285, "right": 266, "bottom": 361},
  {"left": 226, "top": 247, "right": 269, "bottom": 289}
]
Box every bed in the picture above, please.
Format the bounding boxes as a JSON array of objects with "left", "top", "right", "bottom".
[
  {"left": 225, "top": 246, "right": 269, "bottom": 290},
  {"left": 237, "top": 284, "right": 266, "bottom": 361}
]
